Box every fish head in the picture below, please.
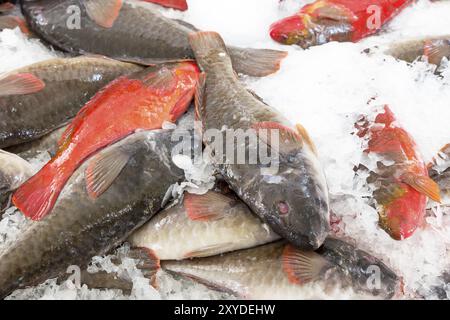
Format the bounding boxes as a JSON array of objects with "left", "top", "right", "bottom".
[
  {"left": 323, "top": 238, "right": 403, "bottom": 299},
  {"left": 130, "top": 61, "right": 200, "bottom": 121},
  {"left": 0, "top": 150, "right": 33, "bottom": 194},
  {"left": 269, "top": 11, "right": 353, "bottom": 48},
  {"left": 257, "top": 159, "right": 330, "bottom": 250}
]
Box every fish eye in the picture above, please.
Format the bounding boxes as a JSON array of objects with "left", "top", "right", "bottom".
[{"left": 278, "top": 201, "right": 290, "bottom": 215}]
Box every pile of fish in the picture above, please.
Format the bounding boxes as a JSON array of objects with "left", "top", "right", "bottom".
[{"left": 0, "top": 0, "right": 449, "bottom": 300}]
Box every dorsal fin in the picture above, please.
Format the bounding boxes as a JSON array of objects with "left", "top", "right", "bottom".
[{"left": 84, "top": 0, "right": 123, "bottom": 28}]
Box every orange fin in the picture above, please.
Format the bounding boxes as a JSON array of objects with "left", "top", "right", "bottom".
[
  {"left": 0, "top": 73, "right": 45, "bottom": 97},
  {"left": 84, "top": 0, "right": 123, "bottom": 28},
  {"left": 194, "top": 73, "right": 206, "bottom": 122},
  {"left": 85, "top": 145, "right": 133, "bottom": 199},
  {"left": 183, "top": 191, "right": 234, "bottom": 221},
  {"left": 0, "top": 15, "right": 31, "bottom": 35},
  {"left": 128, "top": 247, "right": 160, "bottom": 288},
  {"left": 12, "top": 164, "right": 62, "bottom": 220},
  {"left": 423, "top": 39, "right": 450, "bottom": 66},
  {"left": 253, "top": 121, "right": 302, "bottom": 154},
  {"left": 401, "top": 172, "right": 442, "bottom": 203},
  {"left": 296, "top": 123, "right": 318, "bottom": 156},
  {"left": 141, "top": 0, "right": 188, "bottom": 11},
  {"left": 282, "top": 244, "right": 329, "bottom": 285},
  {"left": 306, "top": 0, "right": 357, "bottom": 22},
  {"left": 141, "top": 66, "right": 177, "bottom": 93},
  {"left": 183, "top": 243, "right": 235, "bottom": 259}
]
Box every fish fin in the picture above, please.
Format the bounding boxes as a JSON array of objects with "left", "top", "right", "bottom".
[
  {"left": 253, "top": 121, "right": 302, "bottom": 154},
  {"left": 141, "top": 66, "right": 177, "bottom": 93},
  {"left": 183, "top": 242, "right": 235, "bottom": 259},
  {"left": 423, "top": 40, "right": 450, "bottom": 66},
  {"left": 0, "top": 16, "right": 31, "bottom": 35},
  {"left": 282, "top": 244, "right": 329, "bottom": 285},
  {"left": 84, "top": 0, "right": 123, "bottom": 28},
  {"left": 141, "top": 0, "right": 188, "bottom": 11},
  {"left": 183, "top": 191, "right": 233, "bottom": 221},
  {"left": 85, "top": 145, "right": 133, "bottom": 199},
  {"left": 296, "top": 123, "right": 318, "bottom": 156},
  {"left": 194, "top": 73, "right": 206, "bottom": 121},
  {"left": 306, "top": 0, "right": 357, "bottom": 22},
  {"left": 229, "top": 47, "right": 288, "bottom": 77},
  {"left": 12, "top": 164, "right": 63, "bottom": 220},
  {"left": 128, "top": 247, "right": 161, "bottom": 288},
  {"left": 0, "top": 73, "right": 45, "bottom": 97},
  {"left": 401, "top": 173, "right": 442, "bottom": 203}
]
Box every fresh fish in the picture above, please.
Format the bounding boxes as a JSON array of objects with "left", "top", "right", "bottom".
[
  {"left": 270, "top": 0, "right": 413, "bottom": 48},
  {"left": 12, "top": 61, "right": 200, "bottom": 221},
  {"left": 0, "top": 128, "right": 185, "bottom": 299},
  {"left": 162, "top": 238, "right": 401, "bottom": 299},
  {"left": 5, "top": 125, "right": 67, "bottom": 161},
  {"left": 355, "top": 105, "right": 441, "bottom": 240},
  {"left": 0, "top": 149, "right": 33, "bottom": 213},
  {"left": 188, "top": 31, "right": 330, "bottom": 250},
  {"left": 0, "top": 56, "right": 142, "bottom": 149},
  {"left": 21, "top": 0, "right": 287, "bottom": 77},
  {"left": 428, "top": 144, "right": 450, "bottom": 204},
  {"left": 384, "top": 36, "right": 450, "bottom": 69},
  {"left": 128, "top": 190, "right": 281, "bottom": 260}
]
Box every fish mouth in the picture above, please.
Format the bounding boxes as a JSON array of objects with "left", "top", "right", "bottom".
[{"left": 269, "top": 14, "right": 310, "bottom": 46}]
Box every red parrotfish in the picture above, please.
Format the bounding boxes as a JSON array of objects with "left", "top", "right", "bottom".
[
  {"left": 356, "top": 105, "right": 441, "bottom": 240},
  {"left": 270, "top": 0, "right": 414, "bottom": 48},
  {"left": 13, "top": 61, "right": 201, "bottom": 221}
]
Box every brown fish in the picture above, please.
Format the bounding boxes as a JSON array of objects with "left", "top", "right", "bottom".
[
  {"left": 428, "top": 144, "right": 450, "bottom": 204},
  {"left": 0, "top": 56, "right": 142, "bottom": 148},
  {"left": 162, "top": 238, "right": 401, "bottom": 299},
  {"left": 0, "top": 128, "right": 184, "bottom": 299},
  {"left": 21, "top": 0, "right": 287, "bottom": 77},
  {"left": 5, "top": 125, "right": 67, "bottom": 161},
  {"left": 385, "top": 36, "right": 450, "bottom": 67},
  {"left": 189, "top": 31, "right": 330, "bottom": 250}
]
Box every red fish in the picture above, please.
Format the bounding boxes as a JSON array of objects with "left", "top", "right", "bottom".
[
  {"left": 13, "top": 61, "right": 200, "bottom": 221},
  {"left": 270, "top": 0, "right": 413, "bottom": 48},
  {"left": 356, "top": 105, "right": 441, "bottom": 240},
  {"left": 141, "top": 0, "right": 188, "bottom": 11}
]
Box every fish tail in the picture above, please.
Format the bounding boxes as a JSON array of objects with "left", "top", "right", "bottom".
[
  {"left": 12, "top": 162, "right": 69, "bottom": 220},
  {"left": 228, "top": 47, "right": 288, "bottom": 77},
  {"left": 189, "top": 31, "right": 287, "bottom": 77},
  {"left": 189, "top": 31, "right": 229, "bottom": 59}
]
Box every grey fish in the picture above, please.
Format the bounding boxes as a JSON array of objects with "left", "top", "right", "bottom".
[
  {"left": 0, "top": 56, "right": 142, "bottom": 148},
  {"left": 128, "top": 190, "right": 281, "bottom": 260},
  {"left": 162, "top": 238, "right": 401, "bottom": 299},
  {"left": 189, "top": 31, "right": 330, "bottom": 250},
  {"left": 429, "top": 144, "right": 450, "bottom": 204},
  {"left": 0, "top": 128, "right": 184, "bottom": 299},
  {"left": 5, "top": 125, "right": 67, "bottom": 161},
  {"left": 384, "top": 36, "right": 450, "bottom": 67},
  {"left": 21, "top": 0, "right": 287, "bottom": 77},
  {"left": 0, "top": 149, "right": 33, "bottom": 213}
]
